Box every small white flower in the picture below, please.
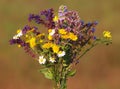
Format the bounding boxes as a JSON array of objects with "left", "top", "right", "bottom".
[
  {"left": 13, "top": 35, "right": 18, "bottom": 39},
  {"left": 38, "top": 56, "right": 46, "bottom": 64},
  {"left": 49, "top": 57, "right": 56, "bottom": 63},
  {"left": 57, "top": 51, "right": 65, "bottom": 57},
  {"left": 17, "top": 30, "right": 23, "bottom": 37},
  {"left": 13, "top": 30, "right": 23, "bottom": 39},
  {"left": 49, "top": 29, "right": 55, "bottom": 36}
]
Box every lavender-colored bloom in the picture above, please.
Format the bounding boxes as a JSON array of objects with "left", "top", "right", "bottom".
[
  {"left": 9, "top": 38, "right": 28, "bottom": 47},
  {"left": 80, "top": 20, "right": 84, "bottom": 26},
  {"left": 40, "top": 8, "right": 54, "bottom": 21},
  {"left": 91, "top": 28, "right": 96, "bottom": 32},
  {"left": 28, "top": 14, "right": 44, "bottom": 24},
  {"left": 22, "top": 25, "right": 31, "bottom": 34},
  {"left": 93, "top": 36, "right": 97, "bottom": 40},
  {"left": 93, "top": 21, "right": 98, "bottom": 25},
  {"left": 86, "top": 22, "right": 92, "bottom": 27},
  {"left": 40, "top": 8, "right": 55, "bottom": 28},
  {"left": 9, "top": 39, "right": 17, "bottom": 45}
]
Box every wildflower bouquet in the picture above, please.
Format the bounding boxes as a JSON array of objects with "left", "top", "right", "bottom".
[{"left": 9, "top": 5, "right": 112, "bottom": 89}]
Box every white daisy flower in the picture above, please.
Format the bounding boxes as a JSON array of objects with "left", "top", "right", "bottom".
[
  {"left": 38, "top": 56, "right": 46, "bottom": 64},
  {"left": 49, "top": 29, "right": 55, "bottom": 36},
  {"left": 57, "top": 51, "right": 66, "bottom": 57},
  {"left": 49, "top": 57, "right": 56, "bottom": 63}
]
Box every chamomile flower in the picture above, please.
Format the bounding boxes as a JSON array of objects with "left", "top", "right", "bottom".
[
  {"left": 49, "top": 57, "right": 56, "bottom": 63},
  {"left": 57, "top": 51, "right": 65, "bottom": 57},
  {"left": 38, "top": 56, "right": 46, "bottom": 64}
]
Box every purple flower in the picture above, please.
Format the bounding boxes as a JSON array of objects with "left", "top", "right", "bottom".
[
  {"left": 22, "top": 25, "right": 38, "bottom": 34},
  {"left": 28, "top": 14, "right": 44, "bottom": 24},
  {"left": 91, "top": 28, "right": 96, "bottom": 33}
]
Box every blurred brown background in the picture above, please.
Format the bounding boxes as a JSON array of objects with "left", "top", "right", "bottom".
[{"left": 0, "top": 0, "right": 120, "bottom": 89}]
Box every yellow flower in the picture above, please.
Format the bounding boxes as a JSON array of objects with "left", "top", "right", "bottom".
[
  {"left": 42, "top": 43, "right": 53, "bottom": 49},
  {"left": 53, "top": 16, "right": 58, "bottom": 22},
  {"left": 48, "top": 35, "right": 53, "bottom": 40},
  {"left": 59, "top": 29, "right": 67, "bottom": 35},
  {"left": 103, "top": 31, "right": 112, "bottom": 39},
  {"left": 29, "top": 37, "right": 36, "bottom": 49},
  {"left": 68, "top": 32, "right": 78, "bottom": 41},
  {"left": 17, "top": 29, "right": 21, "bottom": 34},
  {"left": 61, "top": 35, "right": 69, "bottom": 39},
  {"left": 52, "top": 44, "right": 60, "bottom": 53}
]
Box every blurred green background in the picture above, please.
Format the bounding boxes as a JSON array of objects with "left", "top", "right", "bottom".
[{"left": 0, "top": 0, "right": 120, "bottom": 89}]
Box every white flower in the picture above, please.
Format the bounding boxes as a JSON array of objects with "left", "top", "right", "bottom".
[
  {"left": 49, "top": 57, "right": 56, "bottom": 63},
  {"left": 13, "top": 35, "right": 18, "bottom": 39},
  {"left": 49, "top": 29, "right": 55, "bottom": 36},
  {"left": 57, "top": 51, "right": 65, "bottom": 57},
  {"left": 13, "top": 30, "right": 23, "bottom": 39},
  {"left": 17, "top": 30, "right": 23, "bottom": 37},
  {"left": 38, "top": 56, "right": 46, "bottom": 64}
]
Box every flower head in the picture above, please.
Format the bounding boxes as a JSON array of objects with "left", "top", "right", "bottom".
[
  {"left": 57, "top": 51, "right": 65, "bottom": 57},
  {"left": 68, "top": 33, "right": 78, "bottom": 41},
  {"left": 49, "top": 57, "right": 56, "bottom": 63},
  {"left": 42, "top": 42, "right": 53, "bottom": 49},
  {"left": 29, "top": 37, "right": 36, "bottom": 49},
  {"left": 52, "top": 44, "right": 60, "bottom": 53},
  {"left": 59, "top": 29, "right": 67, "bottom": 35},
  {"left": 39, "top": 56, "right": 46, "bottom": 64},
  {"left": 103, "top": 31, "right": 112, "bottom": 39},
  {"left": 13, "top": 29, "right": 23, "bottom": 39}
]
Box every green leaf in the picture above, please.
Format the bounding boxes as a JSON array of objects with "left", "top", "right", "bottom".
[
  {"left": 40, "top": 68, "right": 53, "bottom": 80},
  {"left": 67, "top": 70, "right": 76, "bottom": 77}
]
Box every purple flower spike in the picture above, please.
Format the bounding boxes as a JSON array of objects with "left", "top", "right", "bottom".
[{"left": 28, "top": 14, "right": 44, "bottom": 24}]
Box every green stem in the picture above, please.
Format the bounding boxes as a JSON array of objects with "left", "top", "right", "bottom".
[{"left": 77, "top": 41, "right": 98, "bottom": 60}]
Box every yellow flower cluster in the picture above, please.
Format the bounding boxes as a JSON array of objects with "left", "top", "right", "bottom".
[
  {"left": 59, "top": 29, "right": 67, "bottom": 35},
  {"left": 42, "top": 43, "right": 60, "bottom": 53},
  {"left": 103, "top": 31, "right": 112, "bottom": 39},
  {"left": 29, "top": 37, "right": 36, "bottom": 49},
  {"left": 59, "top": 29, "right": 78, "bottom": 41}
]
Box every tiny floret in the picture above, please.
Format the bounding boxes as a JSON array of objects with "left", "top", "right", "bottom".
[
  {"left": 103, "top": 31, "right": 112, "bottom": 39},
  {"left": 57, "top": 51, "right": 66, "bottom": 57},
  {"left": 39, "top": 56, "right": 46, "bottom": 64},
  {"left": 48, "top": 29, "right": 55, "bottom": 36},
  {"left": 49, "top": 57, "right": 56, "bottom": 63},
  {"left": 13, "top": 29, "right": 23, "bottom": 39}
]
